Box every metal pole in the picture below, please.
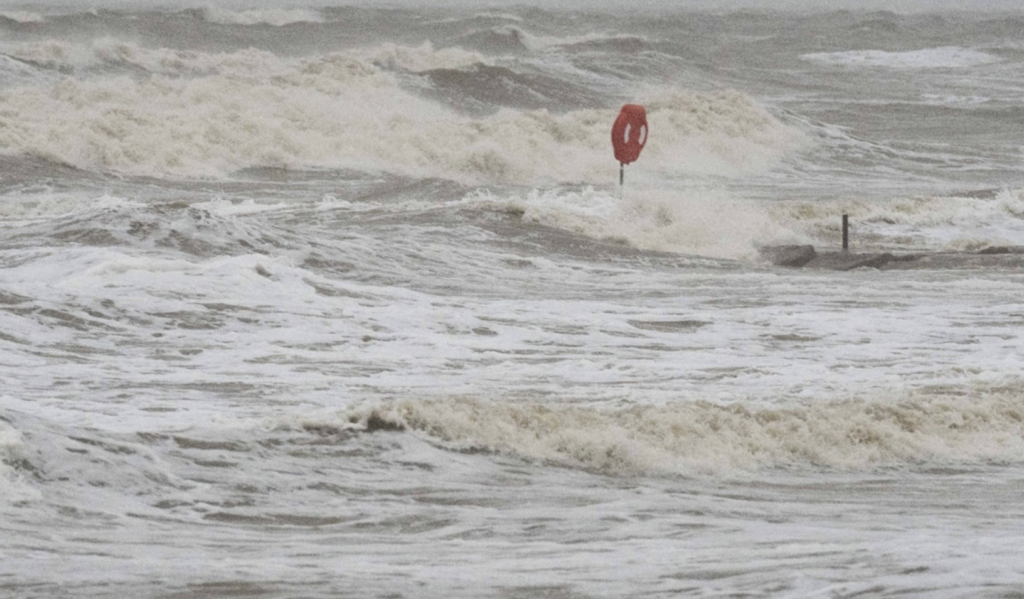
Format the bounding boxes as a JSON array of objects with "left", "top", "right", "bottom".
[
  {"left": 619, "top": 162, "right": 624, "bottom": 187},
  {"left": 842, "top": 214, "right": 849, "bottom": 252}
]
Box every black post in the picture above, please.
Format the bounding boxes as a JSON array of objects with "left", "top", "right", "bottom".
[
  {"left": 619, "top": 162, "right": 624, "bottom": 188},
  {"left": 842, "top": 214, "right": 849, "bottom": 252}
]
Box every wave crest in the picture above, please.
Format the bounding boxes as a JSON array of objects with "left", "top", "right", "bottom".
[
  {"left": 0, "top": 11, "right": 44, "bottom": 24},
  {"left": 802, "top": 47, "right": 1001, "bottom": 69},
  {"left": 345, "top": 393, "right": 1024, "bottom": 475},
  {"left": 767, "top": 188, "right": 1024, "bottom": 251},
  {"left": 470, "top": 186, "right": 797, "bottom": 259},
  {"left": 0, "top": 419, "right": 40, "bottom": 504},
  {"left": 363, "top": 42, "right": 486, "bottom": 73},
  {"left": 0, "top": 42, "right": 806, "bottom": 182},
  {"left": 198, "top": 7, "right": 324, "bottom": 27}
]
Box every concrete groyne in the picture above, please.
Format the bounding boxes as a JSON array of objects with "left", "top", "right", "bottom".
[{"left": 758, "top": 245, "right": 1024, "bottom": 271}]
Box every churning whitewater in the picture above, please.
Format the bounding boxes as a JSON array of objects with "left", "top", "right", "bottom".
[{"left": 2, "top": 4, "right": 1024, "bottom": 599}]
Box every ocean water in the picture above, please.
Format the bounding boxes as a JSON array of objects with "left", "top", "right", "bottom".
[{"left": 2, "top": 4, "right": 1024, "bottom": 598}]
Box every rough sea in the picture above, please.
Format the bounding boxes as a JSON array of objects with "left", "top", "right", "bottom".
[{"left": 2, "top": 3, "right": 1024, "bottom": 598}]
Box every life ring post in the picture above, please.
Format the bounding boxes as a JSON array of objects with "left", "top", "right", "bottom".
[{"left": 610, "top": 104, "right": 648, "bottom": 200}]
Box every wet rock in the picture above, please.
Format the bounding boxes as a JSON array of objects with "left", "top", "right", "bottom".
[
  {"left": 759, "top": 245, "right": 1024, "bottom": 270},
  {"left": 758, "top": 244, "right": 817, "bottom": 267},
  {"left": 805, "top": 252, "right": 896, "bottom": 271}
]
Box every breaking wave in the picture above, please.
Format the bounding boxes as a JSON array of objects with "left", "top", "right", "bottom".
[
  {"left": 471, "top": 186, "right": 800, "bottom": 260},
  {"left": 344, "top": 391, "right": 1024, "bottom": 475},
  {"left": 0, "top": 11, "right": 44, "bottom": 24},
  {"left": 802, "top": 47, "right": 1002, "bottom": 70},
  {"left": 0, "top": 418, "right": 40, "bottom": 505},
  {"left": 1, "top": 193, "right": 298, "bottom": 258},
  {"left": 4, "top": 39, "right": 482, "bottom": 77},
  {"left": 451, "top": 25, "right": 647, "bottom": 55},
  {"left": 768, "top": 188, "right": 1024, "bottom": 251},
  {"left": 198, "top": 7, "right": 325, "bottom": 27},
  {"left": 0, "top": 39, "right": 808, "bottom": 183}
]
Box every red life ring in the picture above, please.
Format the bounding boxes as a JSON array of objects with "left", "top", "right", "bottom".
[{"left": 611, "top": 104, "right": 647, "bottom": 165}]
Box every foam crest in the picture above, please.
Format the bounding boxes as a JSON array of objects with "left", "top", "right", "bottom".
[
  {"left": 0, "top": 11, "right": 44, "bottom": 23},
  {"left": 530, "top": 31, "right": 649, "bottom": 51},
  {"left": 6, "top": 195, "right": 296, "bottom": 258},
  {"left": 802, "top": 47, "right": 1001, "bottom": 69},
  {"left": 475, "top": 186, "right": 799, "bottom": 259},
  {"left": 0, "top": 419, "right": 40, "bottom": 504},
  {"left": 459, "top": 25, "right": 538, "bottom": 53},
  {"left": 639, "top": 90, "right": 810, "bottom": 176},
  {"left": 0, "top": 44, "right": 805, "bottom": 182},
  {"left": 770, "top": 188, "right": 1024, "bottom": 250},
  {"left": 7, "top": 38, "right": 465, "bottom": 80},
  {"left": 93, "top": 42, "right": 285, "bottom": 78},
  {"left": 477, "top": 27, "right": 642, "bottom": 53},
  {"left": 0, "top": 55, "right": 52, "bottom": 86},
  {"left": 7, "top": 40, "right": 306, "bottom": 79},
  {"left": 471, "top": 12, "right": 524, "bottom": 22},
  {"left": 5, "top": 41, "right": 94, "bottom": 70},
  {"left": 359, "top": 42, "right": 487, "bottom": 73},
  {"left": 0, "top": 54, "right": 411, "bottom": 177},
  {"left": 199, "top": 7, "right": 324, "bottom": 26},
  {"left": 346, "top": 393, "right": 1024, "bottom": 475}
]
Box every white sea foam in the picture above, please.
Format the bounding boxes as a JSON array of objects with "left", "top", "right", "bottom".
[
  {"left": 4, "top": 40, "right": 95, "bottom": 70},
  {"left": 0, "top": 193, "right": 144, "bottom": 226},
  {"left": 0, "top": 419, "right": 40, "bottom": 504},
  {"left": 357, "top": 42, "right": 487, "bottom": 73},
  {"left": 472, "top": 12, "right": 524, "bottom": 22},
  {"left": 529, "top": 31, "right": 649, "bottom": 51},
  {"left": 199, "top": 7, "right": 324, "bottom": 26},
  {"left": 5, "top": 6, "right": 1024, "bottom": 598},
  {"left": 802, "top": 47, "right": 1002, "bottom": 69},
  {"left": 7, "top": 39, "right": 292, "bottom": 77},
  {"left": 0, "top": 55, "right": 54, "bottom": 87},
  {"left": 920, "top": 94, "right": 993, "bottom": 107},
  {"left": 0, "top": 11, "right": 44, "bottom": 23},
  {"left": 0, "top": 47, "right": 808, "bottom": 182},
  {"left": 641, "top": 89, "right": 811, "bottom": 175},
  {"left": 472, "top": 185, "right": 804, "bottom": 259},
  {"left": 770, "top": 188, "right": 1024, "bottom": 251},
  {"left": 7, "top": 38, "right": 484, "bottom": 78},
  {"left": 473, "top": 26, "right": 637, "bottom": 52},
  {"left": 347, "top": 391, "right": 1024, "bottom": 475}
]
